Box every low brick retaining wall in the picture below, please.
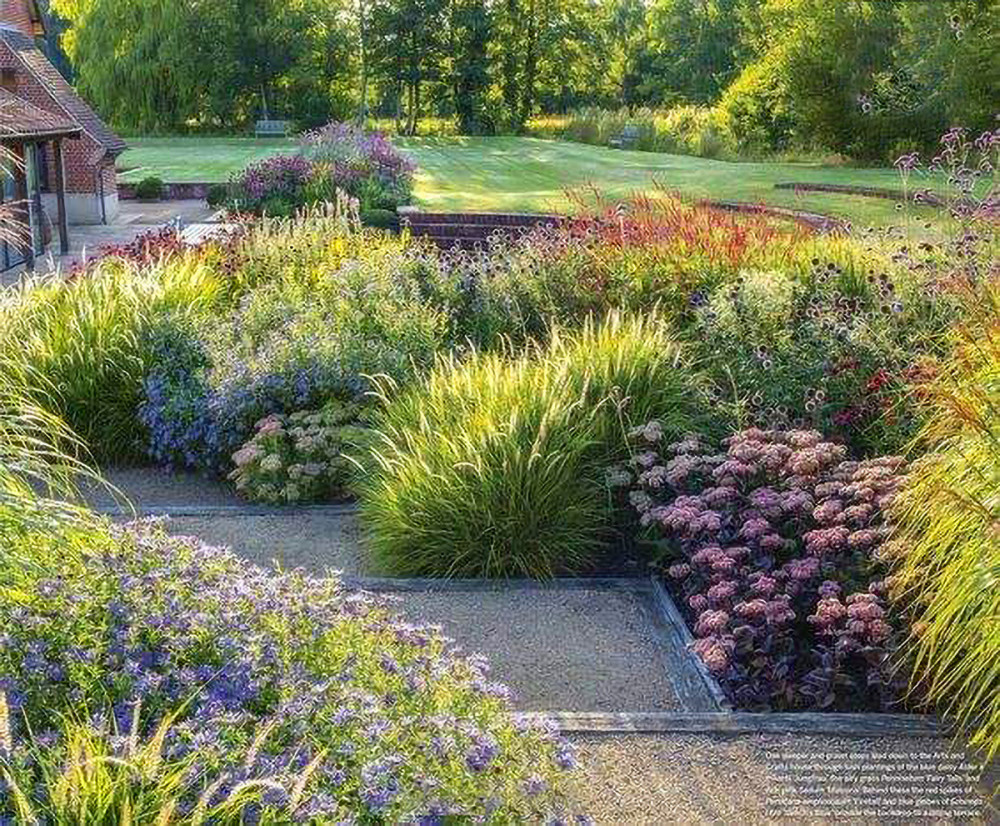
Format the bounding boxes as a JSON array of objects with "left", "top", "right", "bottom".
[
  {"left": 398, "top": 207, "right": 563, "bottom": 250},
  {"left": 119, "top": 181, "right": 215, "bottom": 201},
  {"left": 774, "top": 181, "right": 950, "bottom": 208}
]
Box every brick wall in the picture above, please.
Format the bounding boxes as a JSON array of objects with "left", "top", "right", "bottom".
[
  {"left": 0, "top": 40, "right": 105, "bottom": 195},
  {"left": 0, "top": 1, "right": 35, "bottom": 36}
]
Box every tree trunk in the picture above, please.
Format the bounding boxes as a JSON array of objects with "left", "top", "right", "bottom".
[
  {"left": 357, "top": 0, "right": 368, "bottom": 124},
  {"left": 518, "top": 0, "right": 537, "bottom": 130}
]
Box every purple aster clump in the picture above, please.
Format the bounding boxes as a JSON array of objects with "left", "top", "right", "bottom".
[
  {"left": 612, "top": 425, "right": 909, "bottom": 711},
  {"left": 228, "top": 153, "right": 314, "bottom": 214},
  {"left": 0, "top": 519, "right": 585, "bottom": 821},
  {"left": 299, "top": 122, "right": 415, "bottom": 209},
  {"left": 225, "top": 122, "right": 414, "bottom": 216}
]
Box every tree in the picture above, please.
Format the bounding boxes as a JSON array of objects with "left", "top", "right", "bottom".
[
  {"left": 367, "top": 0, "right": 448, "bottom": 135},
  {"left": 450, "top": 0, "right": 492, "bottom": 133}
]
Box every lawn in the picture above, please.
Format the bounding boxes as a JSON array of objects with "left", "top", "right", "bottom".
[
  {"left": 118, "top": 135, "right": 942, "bottom": 226},
  {"left": 117, "top": 136, "right": 296, "bottom": 182}
]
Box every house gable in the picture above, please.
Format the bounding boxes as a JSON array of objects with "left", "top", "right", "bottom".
[{"left": 0, "top": 26, "right": 126, "bottom": 161}]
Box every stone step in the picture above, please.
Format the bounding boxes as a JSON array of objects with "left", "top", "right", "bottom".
[{"left": 401, "top": 210, "right": 561, "bottom": 227}]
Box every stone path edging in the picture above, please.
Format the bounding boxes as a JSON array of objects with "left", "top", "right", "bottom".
[
  {"left": 96, "top": 503, "right": 358, "bottom": 518},
  {"left": 516, "top": 711, "right": 942, "bottom": 737},
  {"left": 649, "top": 578, "right": 731, "bottom": 712},
  {"left": 341, "top": 575, "right": 649, "bottom": 592},
  {"left": 648, "top": 576, "right": 941, "bottom": 737}
]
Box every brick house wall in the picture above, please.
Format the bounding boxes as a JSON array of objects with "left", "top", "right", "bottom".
[
  {"left": 0, "top": 1, "right": 124, "bottom": 223},
  {"left": 0, "top": 44, "right": 108, "bottom": 195},
  {"left": 0, "top": 1, "right": 36, "bottom": 36}
]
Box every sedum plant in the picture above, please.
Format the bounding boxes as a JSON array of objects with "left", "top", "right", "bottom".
[
  {"left": 612, "top": 426, "right": 909, "bottom": 711},
  {"left": 229, "top": 400, "right": 374, "bottom": 504}
]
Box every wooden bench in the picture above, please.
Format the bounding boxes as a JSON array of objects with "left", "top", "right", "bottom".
[
  {"left": 254, "top": 119, "right": 291, "bottom": 138},
  {"left": 609, "top": 123, "right": 640, "bottom": 149}
]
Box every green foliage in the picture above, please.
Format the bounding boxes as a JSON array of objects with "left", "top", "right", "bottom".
[
  {"left": 531, "top": 105, "right": 736, "bottom": 159},
  {"left": 359, "top": 207, "right": 398, "bottom": 229},
  {"left": 888, "top": 287, "right": 1000, "bottom": 760},
  {"left": 0, "top": 357, "right": 96, "bottom": 541},
  {"left": 229, "top": 401, "right": 374, "bottom": 504},
  {"left": 359, "top": 312, "right": 701, "bottom": 578},
  {"left": 0, "top": 517, "right": 583, "bottom": 821},
  {"left": 0, "top": 258, "right": 223, "bottom": 463},
  {"left": 53, "top": 0, "right": 356, "bottom": 132},
  {"left": 685, "top": 261, "right": 959, "bottom": 455},
  {"left": 717, "top": 48, "right": 795, "bottom": 151},
  {"left": 133, "top": 176, "right": 165, "bottom": 200},
  {"left": 205, "top": 182, "right": 231, "bottom": 207}
]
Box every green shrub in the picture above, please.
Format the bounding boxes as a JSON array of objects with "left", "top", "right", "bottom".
[
  {"left": 229, "top": 400, "right": 374, "bottom": 504},
  {"left": 205, "top": 182, "right": 230, "bottom": 208},
  {"left": 528, "top": 105, "right": 736, "bottom": 159},
  {"left": 259, "top": 195, "right": 297, "bottom": 218},
  {"left": 360, "top": 208, "right": 398, "bottom": 230},
  {"left": 888, "top": 287, "right": 1000, "bottom": 760},
  {"left": 718, "top": 50, "right": 796, "bottom": 153},
  {"left": 0, "top": 259, "right": 222, "bottom": 463},
  {"left": 134, "top": 176, "right": 166, "bottom": 201},
  {"left": 359, "top": 312, "right": 702, "bottom": 578}
]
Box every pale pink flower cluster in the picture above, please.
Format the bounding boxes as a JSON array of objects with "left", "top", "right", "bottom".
[{"left": 619, "top": 424, "right": 908, "bottom": 701}]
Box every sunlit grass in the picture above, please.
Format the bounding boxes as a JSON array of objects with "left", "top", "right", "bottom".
[
  {"left": 889, "top": 284, "right": 1000, "bottom": 760},
  {"left": 359, "top": 312, "right": 702, "bottom": 578}
]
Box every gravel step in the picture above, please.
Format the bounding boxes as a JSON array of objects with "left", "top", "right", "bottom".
[
  {"left": 392, "top": 587, "right": 681, "bottom": 714},
  {"left": 75, "top": 466, "right": 245, "bottom": 510},
  {"left": 165, "top": 511, "right": 367, "bottom": 576},
  {"left": 568, "top": 732, "right": 998, "bottom": 825}
]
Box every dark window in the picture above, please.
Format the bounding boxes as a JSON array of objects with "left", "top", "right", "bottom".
[{"left": 0, "top": 69, "right": 16, "bottom": 91}]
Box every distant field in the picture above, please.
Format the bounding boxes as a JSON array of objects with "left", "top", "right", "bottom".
[{"left": 118, "top": 135, "right": 944, "bottom": 226}]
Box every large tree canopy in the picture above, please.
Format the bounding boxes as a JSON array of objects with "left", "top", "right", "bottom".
[{"left": 48, "top": 0, "right": 997, "bottom": 156}]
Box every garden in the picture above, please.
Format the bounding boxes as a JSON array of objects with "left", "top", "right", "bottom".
[{"left": 2, "top": 120, "right": 999, "bottom": 820}]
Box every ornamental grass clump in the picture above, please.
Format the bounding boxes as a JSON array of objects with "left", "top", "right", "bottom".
[
  {"left": 229, "top": 400, "right": 374, "bottom": 504},
  {"left": 0, "top": 258, "right": 223, "bottom": 463},
  {"left": 0, "top": 517, "right": 585, "bottom": 822},
  {"left": 887, "top": 285, "right": 1000, "bottom": 760},
  {"left": 360, "top": 312, "right": 701, "bottom": 578},
  {"left": 612, "top": 426, "right": 909, "bottom": 711}
]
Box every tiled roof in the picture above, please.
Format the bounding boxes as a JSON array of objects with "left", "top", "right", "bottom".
[
  {"left": 0, "top": 26, "right": 127, "bottom": 157},
  {"left": 0, "top": 86, "right": 80, "bottom": 138}
]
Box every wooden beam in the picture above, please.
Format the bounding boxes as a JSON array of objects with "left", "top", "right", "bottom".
[
  {"left": 53, "top": 140, "right": 68, "bottom": 254},
  {"left": 11, "top": 141, "right": 32, "bottom": 270}
]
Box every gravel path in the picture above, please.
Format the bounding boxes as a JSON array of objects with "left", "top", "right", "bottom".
[
  {"left": 395, "top": 589, "right": 680, "bottom": 713},
  {"left": 568, "top": 733, "right": 999, "bottom": 825},
  {"left": 167, "top": 512, "right": 368, "bottom": 576},
  {"left": 79, "top": 467, "right": 245, "bottom": 509}
]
